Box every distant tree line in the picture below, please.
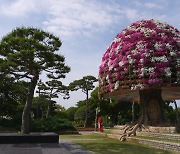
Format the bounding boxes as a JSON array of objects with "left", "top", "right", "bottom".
[{"left": 66, "top": 87, "right": 180, "bottom": 128}]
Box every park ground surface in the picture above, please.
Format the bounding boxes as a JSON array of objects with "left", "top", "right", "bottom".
[
  {"left": 60, "top": 131, "right": 179, "bottom": 154},
  {"left": 0, "top": 131, "right": 179, "bottom": 154},
  {"left": 0, "top": 140, "right": 92, "bottom": 154}
]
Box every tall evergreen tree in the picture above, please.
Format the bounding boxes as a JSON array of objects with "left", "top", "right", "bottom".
[
  {"left": 69, "top": 75, "right": 97, "bottom": 127},
  {"left": 0, "top": 27, "right": 70, "bottom": 133},
  {"left": 37, "top": 79, "right": 69, "bottom": 119}
]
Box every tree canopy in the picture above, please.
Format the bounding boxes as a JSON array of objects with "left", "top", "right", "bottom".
[
  {"left": 69, "top": 75, "right": 98, "bottom": 100},
  {"left": 0, "top": 27, "right": 70, "bottom": 80}
]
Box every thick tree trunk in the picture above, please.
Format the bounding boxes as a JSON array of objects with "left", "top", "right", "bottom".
[
  {"left": 120, "top": 89, "right": 166, "bottom": 141},
  {"left": 21, "top": 75, "right": 39, "bottom": 134},
  {"left": 139, "top": 89, "right": 165, "bottom": 126}
]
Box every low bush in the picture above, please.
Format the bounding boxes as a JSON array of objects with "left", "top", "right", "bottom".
[
  {"left": 0, "top": 118, "right": 21, "bottom": 131},
  {"left": 30, "top": 116, "right": 77, "bottom": 132}
]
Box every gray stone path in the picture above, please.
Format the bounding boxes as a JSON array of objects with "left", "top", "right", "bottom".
[{"left": 0, "top": 141, "right": 93, "bottom": 154}]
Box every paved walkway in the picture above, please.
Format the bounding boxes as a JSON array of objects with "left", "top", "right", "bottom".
[{"left": 0, "top": 141, "right": 93, "bottom": 154}]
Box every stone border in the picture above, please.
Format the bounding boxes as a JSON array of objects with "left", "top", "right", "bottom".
[
  {"left": 95, "top": 131, "right": 180, "bottom": 153},
  {"left": 128, "top": 137, "right": 180, "bottom": 152},
  {"left": 137, "top": 132, "right": 180, "bottom": 140}
]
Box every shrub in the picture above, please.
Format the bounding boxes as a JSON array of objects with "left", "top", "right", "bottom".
[
  {"left": 30, "top": 116, "right": 76, "bottom": 132},
  {"left": 0, "top": 117, "right": 21, "bottom": 131}
]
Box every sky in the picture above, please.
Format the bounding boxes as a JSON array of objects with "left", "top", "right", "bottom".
[{"left": 0, "top": 0, "right": 179, "bottom": 109}]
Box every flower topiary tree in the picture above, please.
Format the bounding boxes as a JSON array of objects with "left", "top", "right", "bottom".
[{"left": 98, "top": 19, "right": 180, "bottom": 141}]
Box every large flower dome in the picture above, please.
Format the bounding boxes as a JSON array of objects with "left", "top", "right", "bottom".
[{"left": 99, "top": 19, "right": 180, "bottom": 101}]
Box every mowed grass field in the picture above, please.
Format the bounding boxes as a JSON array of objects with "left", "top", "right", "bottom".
[{"left": 60, "top": 133, "right": 178, "bottom": 154}]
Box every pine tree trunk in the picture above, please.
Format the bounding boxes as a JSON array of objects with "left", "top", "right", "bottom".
[
  {"left": 83, "top": 91, "right": 89, "bottom": 128},
  {"left": 46, "top": 89, "right": 53, "bottom": 119},
  {"left": 46, "top": 101, "right": 51, "bottom": 119},
  {"left": 21, "top": 75, "right": 39, "bottom": 134},
  {"left": 139, "top": 89, "right": 165, "bottom": 126},
  {"left": 41, "top": 104, "right": 44, "bottom": 119},
  {"left": 83, "top": 101, "right": 88, "bottom": 128}
]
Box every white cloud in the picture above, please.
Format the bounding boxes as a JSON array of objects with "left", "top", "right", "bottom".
[
  {"left": 0, "top": 0, "right": 38, "bottom": 17},
  {"left": 121, "top": 7, "right": 167, "bottom": 23},
  {"left": 42, "top": 0, "right": 122, "bottom": 38},
  {"left": 144, "top": 2, "right": 162, "bottom": 9},
  {"left": 134, "top": 1, "right": 163, "bottom": 9},
  {"left": 0, "top": 0, "right": 171, "bottom": 39},
  {"left": 123, "top": 8, "right": 140, "bottom": 22}
]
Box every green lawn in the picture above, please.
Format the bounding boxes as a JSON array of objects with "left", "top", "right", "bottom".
[{"left": 60, "top": 133, "right": 177, "bottom": 154}]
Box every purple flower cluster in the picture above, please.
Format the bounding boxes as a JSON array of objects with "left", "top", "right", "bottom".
[{"left": 99, "top": 19, "right": 180, "bottom": 96}]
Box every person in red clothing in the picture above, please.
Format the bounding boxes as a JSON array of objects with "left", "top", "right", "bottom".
[{"left": 97, "top": 116, "right": 103, "bottom": 132}]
